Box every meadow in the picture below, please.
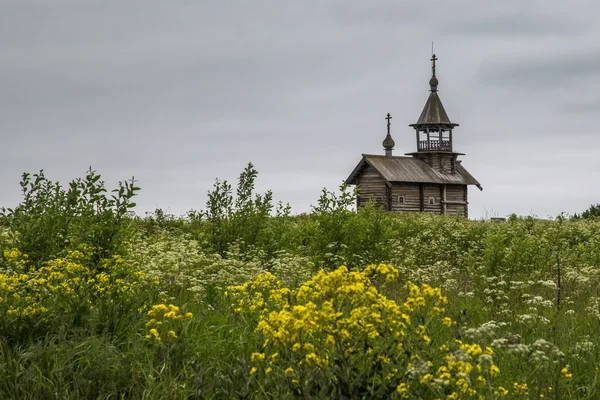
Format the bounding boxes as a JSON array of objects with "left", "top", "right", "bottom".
[{"left": 1, "top": 165, "right": 599, "bottom": 399}]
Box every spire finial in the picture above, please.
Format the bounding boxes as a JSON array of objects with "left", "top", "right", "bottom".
[
  {"left": 383, "top": 113, "right": 395, "bottom": 157},
  {"left": 386, "top": 113, "right": 392, "bottom": 134},
  {"left": 429, "top": 53, "right": 439, "bottom": 92}
]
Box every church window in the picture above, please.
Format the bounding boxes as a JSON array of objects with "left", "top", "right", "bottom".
[{"left": 398, "top": 195, "right": 406, "bottom": 204}]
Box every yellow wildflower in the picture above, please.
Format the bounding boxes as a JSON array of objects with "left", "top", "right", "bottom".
[
  {"left": 397, "top": 383, "right": 409, "bottom": 394},
  {"left": 495, "top": 386, "right": 508, "bottom": 395},
  {"left": 561, "top": 367, "right": 573, "bottom": 378},
  {"left": 490, "top": 364, "right": 500, "bottom": 376}
]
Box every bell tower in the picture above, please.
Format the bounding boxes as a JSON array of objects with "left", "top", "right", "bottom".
[{"left": 406, "top": 54, "right": 463, "bottom": 175}]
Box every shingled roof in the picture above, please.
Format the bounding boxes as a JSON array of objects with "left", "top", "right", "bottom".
[
  {"left": 410, "top": 91, "right": 458, "bottom": 127},
  {"left": 346, "top": 154, "right": 482, "bottom": 190}
]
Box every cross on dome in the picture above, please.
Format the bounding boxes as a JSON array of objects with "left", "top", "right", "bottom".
[{"left": 429, "top": 54, "right": 439, "bottom": 91}]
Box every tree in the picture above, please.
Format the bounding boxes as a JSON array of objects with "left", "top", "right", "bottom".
[{"left": 572, "top": 203, "right": 600, "bottom": 220}]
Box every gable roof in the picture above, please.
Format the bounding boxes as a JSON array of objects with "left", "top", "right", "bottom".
[{"left": 346, "top": 154, "right": 482, "bottom": 190}]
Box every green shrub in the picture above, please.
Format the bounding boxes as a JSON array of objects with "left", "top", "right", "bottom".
[{"left": 0, "top": 168, "right": 139, "bottom": 265}]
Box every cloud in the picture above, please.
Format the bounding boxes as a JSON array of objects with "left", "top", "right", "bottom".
[
  {"left": 443, "top": 11, "right": 587, "bottom": 38},
  {"left": 1, "top": 1, "right": 600, "bottom": 219},
  {"left": 559, "top": 100, "right": 600, "bottom": 115},
  {"left": 477, "top": 50, "right": 600, "bottom": 89},
  {"left": 332, "top": 2, "right": 425, "bottom": 27}
]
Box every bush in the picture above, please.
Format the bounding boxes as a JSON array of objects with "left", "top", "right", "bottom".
[
  {"left": 0, "top": 168, "right": 139, "bottom": 265},
  {"left": 203, "top": 163, "right": 275, "bottom": 255}
]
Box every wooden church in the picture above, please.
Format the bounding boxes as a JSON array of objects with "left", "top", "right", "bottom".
[{"left": 345, "top": 55, "right": 482, "bottom": 217}]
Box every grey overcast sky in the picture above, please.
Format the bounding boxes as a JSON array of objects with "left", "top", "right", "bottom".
[{"left": 1, "top": 1, "right": 599, "bottom": 218}]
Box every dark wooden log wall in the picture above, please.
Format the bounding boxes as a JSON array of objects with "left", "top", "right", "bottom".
[
  {"left": 357, "top": 169, "right": 470, "bottom": 217},
  {"left": 423, "top": 184, "right": 443, "bottom": 214},
  {"left": 464, "top": 185, "right": 469, "bottom": 218},
  {"left": 445, "top": 184, "right": 468, "bottom": 217},
  {"left": 390, "top": 183, "right": 422, "bottom": 212},
  {"left": 356, "top": 165, "right": 388, "bottom": 209},
  {"left": 441, "top": 156, "right": 452, "bottom": 175},
  {"left": 413, "top": 153, "right": 456, "bottom": 175}
]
